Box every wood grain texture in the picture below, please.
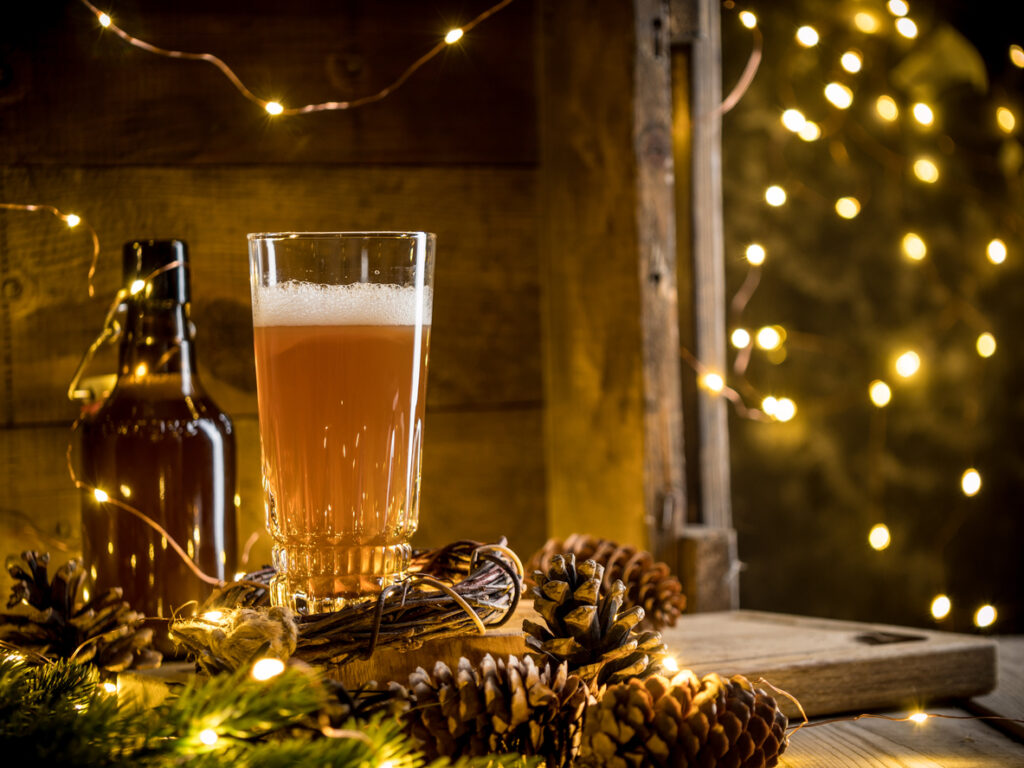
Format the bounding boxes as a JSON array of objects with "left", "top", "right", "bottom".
[
  {"left": 0, "top": 165, "right": 540, "bottom": 424},
  {"left": 968, "top": 636, "right": 1024, "bottom": 741},
  {"left": 678, "top": 524, "right": 737, "bottom": 612},
  {"left": 0, "top": 0, "right": 536, "bottom": 165}
]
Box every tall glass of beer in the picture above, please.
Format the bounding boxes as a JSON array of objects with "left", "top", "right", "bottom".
[{"left": 247, "top": 232, "right": 434, "bottom": 613}]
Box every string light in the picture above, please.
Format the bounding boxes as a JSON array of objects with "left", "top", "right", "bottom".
[
  {"left": 731, "top": 328, "right": 752, "bottom": 348},
  {"left": 129, "top": 279, "right": 146, "bottom": 295},
  {"left": 835, "top": 197, "right": 861, "bottom": 219},
  {"left": 781, "top": 109, "right": 807, "bottom": 132},
  {"left": 986, "top": 238, "right": 1007, "bottom": 264},
  {"left": 93, "top": 488, "right": 109, "bottom": 503},
  {"left": 702, "top": 373, "right": 725, "bottom": 393},
  {"left": 868, "top": 524, "right": 891, "bottom": 550},
  {"left": 201, "top": 610, "right": 225, "bottom": 622},
  {"left": 869, "top": 380, "right": 892, "bottom": 407},
  {"left": 1011, "top": 44, "right": 1024, "bottom": 68},
  {"left": 756, "top": 326, "right": 784, "bottom": 350},
  {"left": 976, "top": 332, "right": 996, "bottom": 358},
  {"left": 765, "top": 185, "right": 787, "bottom": 206},
  {"left": 795, "top": 26, "right": 819, "bottom": 47},
  {"left": 444, "top": 28, "right": 464, "bottom": 44},
  {"left": 761, "top": 396, "right": 778, "bottom": 417},
  {"left": 909, "top": 712, "right": 929, "bottom": 724},
  {"left": 773, "top": 397, "right": 797, "bottom": 422},
  {"left": 930, "top": 594, "right": 952, "bottom": 620},
  {"left": 97, "top": 12, "right": 111, "bottom": 27},
  {"left": 102, "top": 681, "right": 117, "bottom": 694},
  {"left": 901, "top": 232, "right": 927, "bottom": 261},
  {"left": 824, "top": 82, "right": 853, "bottom": 109},
  {"left": 234, "top": 571, "right": 246, "bottom": 581},
  {"left": 853, "top": 12, "right": 880, "bottom": 33},
  {"left": 798, "top": 120, "right": 821, "bottom": 141},
  {"left": 876, "top": 95, "right": 899, "bottom": 121},
  {"left": 887, "top": 0, "right": 909, "bottom": 17},
  {"left": 996, "top": 106, "right": 1016, "bottom": 133},
  {"left": 911, "top": 103, "right": 934, "bottom": 126},
  {"left": 198, "top": 729, "right": 219, "bottom": 746},
  {"left": 739, "top": 11, "right": 758, "bottom": 29},
  {"left": 974, "top": 604, "right": 997, "bottom": 628},
  {"left": 840, "top": 51, "right": 863, "bottom": 73},
  {"left": 894, "top": 350, "right": 921, "bottom": 378},
  {"left": 912, "top": 157, "right": 939, "bottom": 183},
  {"left": 264, "top": 101, "right": 284, "bottom": 116},
  {"left": 662, "top": 656, "right": 680, "bottom": 673},
  {"left": 961, "top": 468, "right": 981, "bottom": 496},
  {"left": 251, "top": 657, "right": 286, "bottom": 681},
  {"left": 65, "top": 213, "right": 81, "bottom": 228},
  {"left": 895, "top": 17, "right": 918, "bottom": 38},
  {"left": 746, "top": 243, "right": 766, "bottom": 265}
]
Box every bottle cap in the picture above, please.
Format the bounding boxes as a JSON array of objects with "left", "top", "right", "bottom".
[{"left": 122, "top": 239, "right": 190, "bottom": 302}]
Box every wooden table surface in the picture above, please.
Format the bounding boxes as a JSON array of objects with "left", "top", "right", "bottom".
[{"left": 779, "top": 637, "right": 1024, "bottom": 766}]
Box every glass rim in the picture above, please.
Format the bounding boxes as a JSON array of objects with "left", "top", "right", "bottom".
[{"left": 247, "top": 231, "right": 435, "bottom": 242}]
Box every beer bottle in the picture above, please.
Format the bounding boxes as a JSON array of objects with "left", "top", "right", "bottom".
[{"left": 80, "top": 239, "right": 237, "bottom": 626}]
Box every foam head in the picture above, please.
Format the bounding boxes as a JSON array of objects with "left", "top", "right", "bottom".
[{"left": 253, "top": 281, "right": 432, "bottom": 327}]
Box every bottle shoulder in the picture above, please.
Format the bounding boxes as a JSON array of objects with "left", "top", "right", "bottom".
[{"left": 88, "top": 376, "right": 234, "bottom": 435}]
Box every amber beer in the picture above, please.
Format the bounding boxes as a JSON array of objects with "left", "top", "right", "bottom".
[{"left": 249, "top": 233, "right": 435, "bottom": 613}]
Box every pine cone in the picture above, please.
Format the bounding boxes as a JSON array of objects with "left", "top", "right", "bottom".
[
  {"left": 0, "top": 552, "right": 161, "bottom": 672},
  {"left": 579, "top": 672, "right": 788, "bottom": 768},
  {"left": 405, "top": 654, "right": 589, "bottom": 766},
  {"left": 524, "top": 554, "right": 668, "bottom": 687},
  {"left": 529, "top": 534, "right": 687, "bottom": 630}
]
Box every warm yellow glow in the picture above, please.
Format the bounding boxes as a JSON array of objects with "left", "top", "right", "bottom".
[
  {"left": 739, "top": 11, "right": 758, "bottom": 29},
  {"left": 912, "top": 103, "right": 934, "bottom": 126},
  {"left": 731, "top": 328, "right": 751, "bottom": 349},
  {"left": 98, "top": 13, "right": 111, "bottom": 28},
  {"left": 102, "top": 681, "right": 117, "bottom": 694},
  {"left": 895, "top": 17, "right": 918, "bottom": 38},
  {"left": 909, "top": 712, "right": 929, "bottom": 724},
  {"left": 93, "top": 488, "right": 109, "bottom": 503},
  {"left": 134, "top": 363, "right": 148, "bottom": 377},
  {"left": 264, "top": 101, "right": 284, "bottom": 115},
  {"left": 798, "top": 121, "right": 821, "bottom": 141},
  {"left": 107, "top": 541, "right": 114, "bottom": 555},
  {"left": 379, "top": 762, "right": 396, "bottom": 768},
  {"left": 835, "top": 197, "right": 860, "bottom": 219},
  {"left": 82, "top": 587, "right": 90, "bottom": 602},
  {"left": 128, "top": 279, "right": 146, "bottom": 296},
  {"left": 662, "top": 656, "right": 680, "bottom": 673},
  {"left": 756, "top": 326, "right": 783, "bottom": 351},
  {"left": 996, "top": 106, "right": 1016, "bottom": 133},
  {"left": 930, "top": 594, "right": 951, "bottom": 620},
  {"left": 119, "top": 484, "right": 131, "bottom": 498},
  {"left": 795, "top": 25, "right": 819, "bottom": 47},
  {"left": 887, "top": 0, "right": 909, "bottom": 16},
  {"left": 987, "top": 238, "right": 1007, "bottom": 264},
  {"left": 895, "top": 350, "right": 921, "bottom": 378},
  {"left": 868, "top": 523, "right": 891, "bottom": 551},
  {"left": 202, "top": 610, "right": 225, "bottom": 622},
  {"left": 765, "top": 185, "right": 787, "bottom": 206},
  {"left": 745, "top": 243, "right": 766, "bottom": 265},
  {"left": 876, "top": 95, "right": 899, "bottom": 121},
  {"left": 976, "top": 332, "right": 996, "bottom": 358},
  {"left": 824, "top": 82, "right": 853, "bottom": 110},
  {"left": 445, "top": 28, "right": 464, "bottom": 44},
  {"left": 702, "top": 373, "right": 725, "bottom": 393},
  {"left": 1011, "top": 45, "right": 1024, "bottom": 68},
  {"left": 251, "top": 657, "right": 286, "bottom": 681},
  {"left": 961, "top": 468, "right": 981, "bottom": 496},
  {"left": 912, "top": 157, "right": 939, "bottom": 183},
  {"left": 869, "top": 380, "right": 892, "bottom": 407},
  {"left": 773, "top": 397, "right": 796, "bottom": 422},
  {"left": 65, "top": 213, "right": 81, "bottom": 228},
  {"left": 901, "top": 232, "right": 927, "bottom": 261},
  {"left": 781, "top": 109, "right": 807, "bottom": 132},
  {"left": 761, "top": 396, "right": 778, "bottom": 417},
  {"left": 853, "top": 12, "right": 879, "bottom": 33},
  {"left": 840, "top": 51, "right": 863, "bottom": 73},
  {"left": 198, "top": 729, "right": 219, "bottom": 746},
  {"left": 234, "top": 571, "right": 246, "bottom": 581},
  {"left": 974, "top": 604, "right": 997, "bottom": 628}
]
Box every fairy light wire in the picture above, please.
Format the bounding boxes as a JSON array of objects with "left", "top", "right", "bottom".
[{"left": 0, "top": 203, "right": 100, "bottom": 296}]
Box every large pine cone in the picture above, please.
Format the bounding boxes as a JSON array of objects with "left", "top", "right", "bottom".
[
  {"left": 525, "top": 554, "right": 668, "bottom": 687},
  {"left": 0, "top": 552, "right": 161, "bottom": 672},
  {"left": 529, "top": 534, "right": 687, "bottom": 630},
  {"left": 579, "top": 672, "right": 788, "bottom": 768},
  {"left": 405, "top": 654, "right": 589, "bottom": 767}
]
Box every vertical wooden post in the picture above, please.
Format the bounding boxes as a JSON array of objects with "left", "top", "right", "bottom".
[{"left": 539, "top": 0, "right": 686, "bottom": 565}]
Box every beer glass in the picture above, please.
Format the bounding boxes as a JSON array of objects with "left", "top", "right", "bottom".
[{"left": 247, "top": 232, "right": 434, "bottom": 613}]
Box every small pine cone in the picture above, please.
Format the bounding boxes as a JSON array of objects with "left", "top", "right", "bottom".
[
  {"left": 524, "top": 554, "right": 668, "bottom": 687},
  {"left": 405, "top": 654, "right": 589, "bottom": 767},
  {"left": 578, "top": 672, "right": 789, "bottom": 768},
  {"left": 528, "top": 534, "right": 687, "bottom": 630}
]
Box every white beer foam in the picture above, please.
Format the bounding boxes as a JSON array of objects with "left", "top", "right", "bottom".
[{"left": 253, "top": 281, "right": 432, "bottom": 327}]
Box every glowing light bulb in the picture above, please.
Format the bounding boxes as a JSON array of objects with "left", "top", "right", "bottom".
[
  {"left": 127, "top": 279, "right": 145, "bottom": 295},
  {"left": 731, "top": 328, "right": 751, "bottom": 348},
  {"left": 895, "top": 17, "right": 918, "bottom": 38},
  {"left": 996, "top": 107, "right": 1016, "bottom": 133},
  {"left": 901, "top": 232, "right": 926, "bottom": 261},
  {"left": 909, "top": 712, "right": 928, "bottom": 724},
  {"left": 912, "top": 157, "right": 939, "bottom": 183},
  {"left": 745, "top": 243, "right": 766, "bottom": 265},
  {"left": 840, "top": 51, "right": 863, "bottom": 73},
  {"left": 765, "top": 185, "right": 787, "bottom": 206},
  {"left": 895, "top": 350, "right": 920, "bottom": 378},
  {"left": 662, "top": 656, "right": 680, "bottom": 673},
  {"left": 251, "top": 657, "right": 286, "bottom": 681},
  {"left": 876, "top": 95, "right": 899, "bottom": 121},
  {"left": 795, "top": 26, "right": 819, "bottom": 47},
  {"left": 102, "top": 681, "right": 117, "bottom": 693},
  {"left": 974, "top": 604, "right": 997, "bottom": 628},
  {"left": 930, "top": 594, "right": 951, "bottom": 620},
  {"left": 961, "top": 468, "right": 981, "bottom": 497},
  {"left": 773, "top": 397, "right": 796, "bottom": 422},
  {"left": 445, "top": 28, "right": 464, "bottom": 44},
  {"left": 824, "top": 82, "right": 853, "bottom": 109},
  {"left": 379, "top": 762, "right": 396, "bottom": 768},
  {"left": 853, "top": 12, "right": 880, "bottom": 33},
  {"left": 977, "top": 333, "right": 996, "bottom": 358},
  {"left": 234, "top": 571, "right": 246, "bottom": 581},
  {"left": 1011, "top": 45, "right": 1024, "bottom": 68},
  {"left": 702, "top": 373, "right": 725, "bottom": 393},
  {"left": 987, "top": 238, "right": 1007, "bottom": 264},
  {"left": 912, "top": 103, "right": 934, "bottom": 126},
  {"left": 93, "top": 488, "right": 109, "bottom": 503},
  {"left": 198, "top": 729, "right": 219, "bottom": 746},
  {"left": 869, "top": 380, "right": 891, "bottom": 407},
  {"left": 761, "top": 396, "right": 778, "bottom": 417},
  {"left": 868, "top": 523, "right": 891, "bottom": 550},
  {"left": 781, "top": 109, "right": 807, "bottom": 132},
  {"left": 739, "top": 11, "right": 757, "bottom": 29},
  {"left": 264, "top": 101, "right": 284, "bottom": 115},
  {"left": 65, "top": 213, "right": 81, "bottom": 228},
  {"left": 202, "top": 610, "right": 224, "bottom": 622},
  {"left": 798, "top": 121, "right": 821, "bottom": 141},
  {"left": 756, "top": 326, "right": 783, "bottom": 350},
  {"left": 887, "top": 0, "right": 909, "bottom": 16},
  {"left": 134, "top": 363, "right": 148, "bottom": 377},
  {"left": 98, "top": 12, "right": 111, "bottom": 28},
  {"left": 835, "top": 197, "right": 860, "bottom": 219}
]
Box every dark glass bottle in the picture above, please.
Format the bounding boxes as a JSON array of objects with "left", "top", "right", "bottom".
[{"left": 80, "top": 240, "right": 237, "bottom": 623}]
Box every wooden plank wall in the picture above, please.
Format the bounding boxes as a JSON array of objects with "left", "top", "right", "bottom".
[{"left": 0, "top": 0, "right": 546, "bottom": 570}]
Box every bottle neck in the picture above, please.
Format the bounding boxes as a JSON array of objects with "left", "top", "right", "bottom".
[{"left": 118, "top": 299, "right": 200, "bottom": 393}]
